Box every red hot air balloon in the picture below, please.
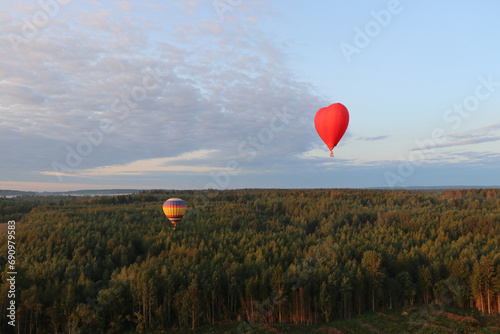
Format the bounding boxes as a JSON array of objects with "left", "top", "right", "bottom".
[{"left": 314, "top": 103, "right": 349, "bottom": 157}]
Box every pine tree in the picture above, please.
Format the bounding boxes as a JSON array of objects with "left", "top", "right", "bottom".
[
  {"left": 362, "top": 250, "right": 385, "bottom": 311},
  {"left": 470, "top": 261, "right": 484, "bottom": 312},
  {"left": 271, "top": 264, "right": 285, "bottom": 323},
  {"left": 187, "top": 279, "right": 200, "bottom": 330},
  {"left": 480, "top": 255, "right": 495, "bottom": 314},
  {"left": 354, "top": 267, "right": 365, "bottom": 315},
  {"left": 419, "top": 266, "right": 433, "bottom": 305},
  {"left": 397, "top": 272, "right": 416, "bottom": 306},
  {"left": 318, "top": 281, "right": 331, "bottom": 322}
]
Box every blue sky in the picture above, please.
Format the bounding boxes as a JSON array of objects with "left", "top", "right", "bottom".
[{"left": 1, "top": 0, "right": 500, "bottom": 191}]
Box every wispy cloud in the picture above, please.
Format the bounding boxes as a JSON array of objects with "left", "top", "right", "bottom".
[
  {"left": 430, "top": 136, "right": 500, "bottom": 150},
  {"left": 113, "top": 1, "right": 135, "bottom": 11},
  {"left": 39, "top": 150, "right": 224, "bottom": 177},
  {"left": 357, "top": 135, "right": 389, "bottom": 141},
  {"left": 415, "top": 150, "right": 500, "bottom": 166},
  {"left": 411, "top": 123, "right": 500, "bottom": 151},
  {"left": 447, "top": 123, "right": 500, "bottom": 142},
  {"left": 0, "top": 181, "right": 148, "bottom": 192}
]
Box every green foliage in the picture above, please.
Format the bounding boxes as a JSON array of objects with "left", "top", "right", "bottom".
[{"left": 0, "top": 188, "right": 499, "bottom": 333}]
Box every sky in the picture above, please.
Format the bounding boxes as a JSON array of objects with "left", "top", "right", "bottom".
[{"left": 1, "top": 0, "right": 500, "bottom": 191}]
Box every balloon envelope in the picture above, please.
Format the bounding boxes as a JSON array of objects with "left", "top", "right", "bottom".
[
  {"left": 162, "top": 198, "right": 187, "bottom": 228},
  {"left": 314, "top": 103, "right": 349, "bottom": 156}
]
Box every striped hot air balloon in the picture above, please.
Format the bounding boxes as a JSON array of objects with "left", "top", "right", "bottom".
[{"left": 162, "top": 198, "right": 187, "bottom": 229}]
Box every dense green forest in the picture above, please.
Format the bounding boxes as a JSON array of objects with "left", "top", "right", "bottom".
[{"left": 1, "top": 188, "right": 499, "bottom": 333}]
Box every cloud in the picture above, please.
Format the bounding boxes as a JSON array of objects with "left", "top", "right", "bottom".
[
  {"left": 357, "top": 135, "right": 389, "bottom": 141},
  {"left": 39, "top": 149, "right": 225, "bottom": 178},
  {"left": 113, "top": 1, "right": 135, "bottom": 11},
  {"left": 411, "top": 123, "right": 500, "bottom": 151},
  {"left": 0, "top": 83, "right": 46, "bottom": 105},
  {"left": 434, "top": 136, "right": 500, "bottom": 149},
  {"left": 81, "top": 10, "right": 112, "bottom": 30},
  {"left": 0, "top": 181, "right": 150, "bottom": 192},
  {"left": 452, "top": 123, "right": 500, "bottom": 137},
  {"left": 413, "top": 150, "right": 500, "bottom": 166}
]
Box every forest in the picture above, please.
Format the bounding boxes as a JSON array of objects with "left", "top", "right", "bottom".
[{"left": 0, "top": 188, "right": 499, "bottom": 333}]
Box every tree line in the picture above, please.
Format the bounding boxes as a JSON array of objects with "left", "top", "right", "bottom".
[{"left": 0, "top": 188, "right": 499, "bottom": 333}]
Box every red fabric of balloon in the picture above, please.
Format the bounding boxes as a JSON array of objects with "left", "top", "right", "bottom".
[{"left": 314, "top": 103, "right": 349, "bottom": 152}]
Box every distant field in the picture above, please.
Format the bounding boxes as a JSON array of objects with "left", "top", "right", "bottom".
[{"left": 0, "top": 223, "right": 7, "bottom": 233}]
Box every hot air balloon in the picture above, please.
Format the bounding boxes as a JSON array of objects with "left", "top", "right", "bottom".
[
  {"left": 162, "top": 198, "right": 187, "bottom": 229},
  {"left": 314, "top": 103, "right": 349, "bottom": 157}
]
